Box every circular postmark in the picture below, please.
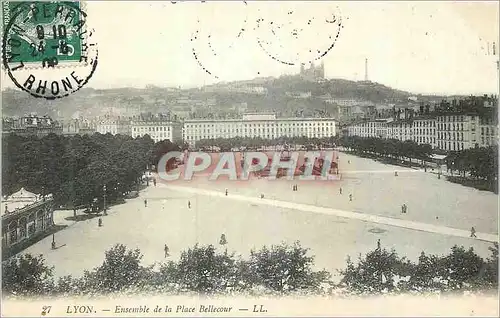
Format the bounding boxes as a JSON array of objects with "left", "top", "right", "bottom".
[
  {"left": 255, "top": 3, "right": 344, "bottom": 66},
  {"left": 2, "top": 1, "right": 98, "bottom": 100},
  {"left": 190, "top": 1, "right": 249, "bottom": 79}
]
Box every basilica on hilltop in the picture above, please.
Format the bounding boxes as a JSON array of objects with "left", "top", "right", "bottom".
[{"left": 299, "top": 61, "right": 325, "bottom": 82}]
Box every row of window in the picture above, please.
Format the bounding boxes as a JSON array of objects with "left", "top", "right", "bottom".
[
  {"left": 186, "top": 132, "right": 332, "bottom": 141},
  {"left": 437, "top": 132, "right": 465, "bottom": 141},
  {"left": 437, "top": 116, "right": 476, "bottom": 122},
  {"left": 133, "top": 126, "right": 171, "bottom": 132},
  {"left": 438, "top": 141, "right": 467, "bottom": 151},
  {"left": 414, "top": 121, "right": 436, "bottom": 127},
  {"left": 481, "top": 127, "right": 495, "bottom": 135},
  {"left": 185, "top": 122, "right": 335, "bottom": 128},
  {"left": 186, "top": 126, "right": 332, "bottom": 134}
]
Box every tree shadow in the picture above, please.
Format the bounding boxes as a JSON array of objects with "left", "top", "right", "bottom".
[{"left": 65, "top": 213, "right": 101, "bottom": 222}]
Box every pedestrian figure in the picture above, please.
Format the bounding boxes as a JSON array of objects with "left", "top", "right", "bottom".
[
  {"left": 219, "top": 233, "right": 227, "bottom": 245},
  {"left": 261, "top": 194, "right": 264, "bottom": 199},
  {"left": 349, "top": 194, "right": 352, "bottom": 201},
  {"left": 295, "top": 184, "right": 298, "bottom": 191},
  {"left": 470, "top": 227, "right": 477, "bottom": 238},
  {"left": 401, "top": 204, "right": 407, "bottom": 214},
  {"left": 153, "top": 178, "right": 157, "bottom": 187},
  {"left": 395, "top": 171, "right": 398, "bottom": 176},
  {"left": 339, "top": 187, "right": 343, "bottom": 195},
  {"left": 438, "top": 173, "right": 441, "bottom": 180},
  {"left": 225, "top": 189, "right": 228, "bottom": 196},
  {"left": 348, "top": 160, "right": 351, "bottom": 164},
  {"left": 98, "top": 218, "right": 103, "bottom": 227},
  {"left": 51, "top": 241, "right": 56, "bottom": 250},
  {"left": 144, "top": 199, "right": 148, "bottom": 207},
  {"left": 377, "top": 239, "right": 381, "bottom": 249},
  {"left": 164, "top": 244, "right": 170, "bottom": 257},
  {"left": 188, "top": 200, "right": 191, "bottom": 209}
]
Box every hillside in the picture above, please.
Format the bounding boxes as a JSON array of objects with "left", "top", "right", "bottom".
[{"left": 1, "top": 76, "right": 439, "bottom": 119}]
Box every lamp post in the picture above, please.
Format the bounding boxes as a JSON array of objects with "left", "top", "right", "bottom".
[{"left": 103, "top": 185, "right": 107, "bottom": 216}]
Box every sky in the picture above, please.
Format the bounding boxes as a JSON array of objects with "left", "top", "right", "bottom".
[{"left": 1, "top": 1, "right": 499, "bottom": 95}]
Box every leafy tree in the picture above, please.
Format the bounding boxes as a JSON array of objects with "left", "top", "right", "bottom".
[
  {"left": 170, "top": 244, "right": 240, "bottom": 293},
  {"left": 2, "top": 254, "right": 54, "bottom": 296},
  {"left": 338, "top": 244, "right": 413, "bottom": 294},
  {"left": 86, "top": 244, "right": 150, "bottom": 293},
  {"left": 246, "top": 241, "right": 330, "bottom": 293}
]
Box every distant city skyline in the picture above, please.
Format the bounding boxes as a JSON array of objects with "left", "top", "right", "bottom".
[{"left": 1, "top": 1, "right": 498, "bottom": 95}]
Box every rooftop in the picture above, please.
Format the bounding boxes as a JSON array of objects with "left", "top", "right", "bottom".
[{"left": 1, "top": 188, "right": 53, "bottom": 217}]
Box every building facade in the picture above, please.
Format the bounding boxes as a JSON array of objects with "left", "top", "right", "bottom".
[
  {"left": 96, "top": 117, "right": 131, "bottom": 135},
  {"left": 346, "top": 118, "right": 392, "bottom": 139},
  {"left": 412, "top": 116, "right": 436, "bottom": 148},
  {"left": 2, "top": 115, "right": 63, "bottom": 137},
  {"left": 183, "top": 114, "right": 336, "bottom": 147},
  {"left": 131, "top": 114, "right": 183, "bottom": 143},
  {"left": 61, "top": 118, "right": 97, "bottom": 136},
  {"left": 1, "top": 188, "right": 55, "bottom": 256},
  {"left": 346, "top": 112, "right": 497, "bottom": 151}
]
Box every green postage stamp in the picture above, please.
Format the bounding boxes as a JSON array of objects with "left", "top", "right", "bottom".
[{"left": 2, "top": 1, "right": 98, "bottom": 99}]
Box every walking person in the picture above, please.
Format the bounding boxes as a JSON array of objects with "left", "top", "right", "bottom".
[
  {"left": 188, "top": 200, "right": 191, "bottom": 209},
  {"left": 470, "top": 227, "right": 477, "bottom": 238},
  {"left": 349, "top": 194, "right": 352, "bottom": 202},
  {"left": 401, "top": 204, "right": 407, "bottom": 214},
  {"left": 164, "top": 244, "right": 170, "bottom": 257},
  {"left": 261, "top": 194, "right": 264, "bottom": 199},
  {"left": 395, "top": 171, "right": 398, "bottom": 177},
  {"left": 98, "top": 217, "right": 103, "bottom": 227},
  {"left": 339, "top": 187, "right": 342, "bottom": 195},
  {"left": 225, "top": 189, "right": 228, "bottom": 196},
  {"left": 144, "top": 199, "right": 148, "bottom": 207},
  {"left": 153, "top": 178, "right": 157, "bottom": 187}
]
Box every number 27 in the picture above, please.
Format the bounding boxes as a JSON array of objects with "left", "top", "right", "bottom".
[{"left": 41, "top": 306, "right": 52, "bottom": 315}]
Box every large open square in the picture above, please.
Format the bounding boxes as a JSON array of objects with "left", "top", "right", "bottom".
[{"left": 20, "top": 151, "right": 498, "bottom": 280}]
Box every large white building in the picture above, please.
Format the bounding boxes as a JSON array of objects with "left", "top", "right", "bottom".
[
  {"left": 183, "top": 113, "right": 336, "bottom": 147},
  {"left": 346, "top": 118, "right": 392, "bottom": 139},
  {"left": 346, "top": 112, "right": 497, "bottom": 151},
  {"left": 131, "top": 115, "right": 183, "bottom": 143},
  {"left": 411, "top": 116, "right": 436, "bottom": 148},
  {"left": 96, "top": 118, "right": 130, "bottom": 135},
  {"left": 435, "top": 113, "right": 499, "bottom": 151}
]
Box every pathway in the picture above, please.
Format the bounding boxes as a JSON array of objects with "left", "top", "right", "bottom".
[{"left": 165, "top": 184, "right": 498, "bottom": 243}]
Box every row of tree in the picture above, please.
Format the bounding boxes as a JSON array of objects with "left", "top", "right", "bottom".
[
  {"left": 2, "top": 241, "right": 497, "bottom": 297},
  {"left": 195, "top": 136, "right": 337, "bottom": 151},
  {"left": 337, "top": 135, "right": 498, "bottom": 183},
  {"left": 2, "top": 133, "right": 181, "bottom": 210},
  {"left": 337, "top": 136, "right": 433, "bottom": 164},
  {"left": 445, "top": 147, "right": 498, "bottom": 181}
]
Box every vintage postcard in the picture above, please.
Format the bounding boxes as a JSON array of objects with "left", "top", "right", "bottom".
[{"left": 1, "top": 0, "right": 499, "bottom": 317}]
